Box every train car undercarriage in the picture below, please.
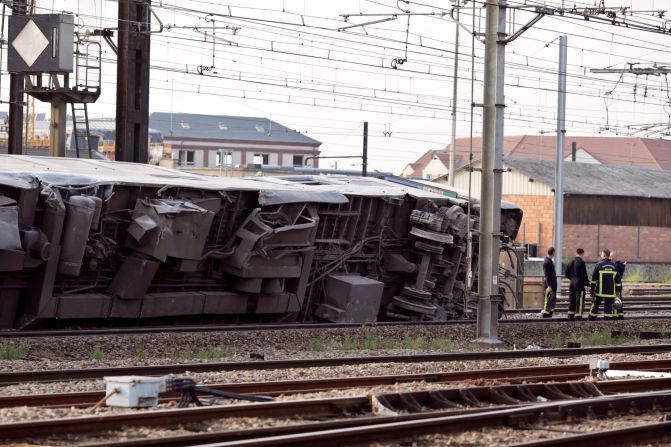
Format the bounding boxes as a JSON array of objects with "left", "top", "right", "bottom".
[{"left": 0, "top": 156, "right": 522, "bottom": 329}]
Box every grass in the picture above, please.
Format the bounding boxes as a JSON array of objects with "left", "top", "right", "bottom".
[
  {"left": 91, "top": 344, "right": 105, "bottom": 361},
  {"left": 567, "top": 330, "right": 632, "bottom": 347},
  {"left": 0, "top": 342, "right": 26, "bottom": 360},
  {"left": 307, "top": 333, "right": 455, "bottom": 352},
  {"left": 306, "top": 339, "right": 330, "bottom": 352},
  {"left": 194, "top": 347, "right": 229, "bottom": 360},
  {"left": 550, "top": 335, "right": 565, "bottom": 349},
  {"left": 660, "top": 272, "right": 671, "bottom": 284},
  {"left": 622, "top": 271, "right": 647, "bottom": 283},
  {"left": 429, "top": 338, "right": 454, "bottom": 351}
]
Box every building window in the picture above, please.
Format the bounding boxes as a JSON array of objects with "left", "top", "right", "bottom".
[
  {"left": 293, "top": 155, "right": 304, "bottom": 167},
  {"left": 178, "top": 150, "right": 195, "bottom": 166},
  {"left": 253, "top": 153, "right": 269, "bottom": 165},
  {"left": 216, "top": 151, "right": 232, "bottom": 166}
]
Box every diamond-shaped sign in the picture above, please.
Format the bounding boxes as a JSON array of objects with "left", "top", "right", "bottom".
[{"left": 11, "top": 19, "right": 49, "bottom": 67}]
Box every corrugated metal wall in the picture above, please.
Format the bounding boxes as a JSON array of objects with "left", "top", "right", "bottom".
[
  {"left": 450, "top": 163, "right": 553, "bottom": 197},
  {"left": 564, "top": 196, "right": 671, "bottom": 227}
]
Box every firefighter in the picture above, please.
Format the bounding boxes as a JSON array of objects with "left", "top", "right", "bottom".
[
  {"left": 588, "top": 248, "right": 622, "bottom": 321},
  {"left": 612, "top": 251, "right": 626, "bottom": 319},
  {"left": 565, "top": 248, "right": 589, "bottom": 321},
  {"left": 541, "top": 246, "right": 557, "bottom": 318}
]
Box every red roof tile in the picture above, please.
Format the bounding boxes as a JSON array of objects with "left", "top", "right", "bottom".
[{"left": 405, "top": 135, "right": 671, "bottom": 177}]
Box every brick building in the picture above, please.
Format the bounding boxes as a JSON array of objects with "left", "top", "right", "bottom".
[
  {"left": 443, "top": 157, "right": 671, "bottom": 263},
  {"left": 403, "top": 135, "right": 671, "bottom": 180}
]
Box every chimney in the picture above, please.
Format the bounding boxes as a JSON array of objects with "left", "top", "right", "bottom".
[{"left": 571, "top": 141, "right": 577, "bottom": 162}]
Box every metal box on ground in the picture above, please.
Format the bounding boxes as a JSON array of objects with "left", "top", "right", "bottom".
[
  {"left": 313, "top": 274, "right": 384, "bottom": 323},
  {"left": 104, "top": 376, "right": 165, "bottom": 408},
  {"left": 523, "top": 278, "right": 544, "bottom": 309}
]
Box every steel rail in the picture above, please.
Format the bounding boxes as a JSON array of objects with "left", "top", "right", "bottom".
[
  {"left": 3, "top": 345, "right": 671, "bottom": 387},
  {"left": 3, "top": 360, "right": 671, "bottom": 409},
  {"left": 512, "top": 420, "right": 671, "bottom": 446},
  {"left": 1, "top": 314, "right": 669, "bottom": 338},
  {"left": 153, "top": 390, "right": 671, "bottom": 447},
  {"left": 11, "top": 385, "right": 671, "bottom": 447}
]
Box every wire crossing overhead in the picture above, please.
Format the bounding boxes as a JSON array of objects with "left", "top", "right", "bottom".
[{"left": 591, "top": 64, "right": 671, "bottom": 76}]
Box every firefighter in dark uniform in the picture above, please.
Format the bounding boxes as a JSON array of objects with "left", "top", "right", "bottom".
[
  {"left": 612, "top": 251, "right": 626, "bottom": 319},
  {"left": 565, "top": 247, "right": 589, "bottom": 321},
  {"left": 588, "top": 248, "right": 622, "bottom": 320},
  {"left": 541, "top": 247, "right": 557, "bottom": 318}
]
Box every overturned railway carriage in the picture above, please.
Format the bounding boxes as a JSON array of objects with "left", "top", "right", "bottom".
[{"left": 0, "top": 156, "right": 522, "bottom": 329}]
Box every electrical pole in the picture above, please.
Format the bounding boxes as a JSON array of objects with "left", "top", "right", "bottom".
[
  {"left": 115, "top": 0, "right": 151, "bottom": 163},
  {"left": 8, "top": 0, "right": 26, "bottom": 155},
  {"left": 362, "top": 121, "right": 368, "bottom": 177},
  {"left": 476, "top": 0, "right": 506, "bottom": 344},
  {"left": 448, "top": 8, "right": 459, "bottom": 186},
  {"left": 553, "top": 36, "right": 567, "bottom": 283}
]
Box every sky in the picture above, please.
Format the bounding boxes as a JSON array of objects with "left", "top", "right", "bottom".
[{"left": 11, "top": 0, "right": 671, "bottom": 173}]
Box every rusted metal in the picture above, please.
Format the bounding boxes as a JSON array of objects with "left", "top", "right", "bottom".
[
  {"left": 515, "top": 420, "right": 671, "bottom": 446},
  {"left": 4, "top": 349, "right": 671, "bottom": 387},
  {"left": 0, "top": 313, "right": 669, "bottom": 338},
  {"left": 0, "top": 396, "right": 369, "bottom": 439},
  {"left": 6, "top": 385, "right": 671, "bottom": 446},
  {"left": 150, "top": 391, "right": 671, "bottom": 447}
]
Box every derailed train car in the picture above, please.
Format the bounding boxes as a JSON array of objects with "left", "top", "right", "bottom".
[{"left": 0, "top": 156, "right": 522, "bottom": 329}]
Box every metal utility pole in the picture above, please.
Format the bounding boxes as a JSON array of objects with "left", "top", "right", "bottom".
[
  {"left": 448, "top": 8, "right": 460, "bottom": 186},
  {"left": 8, "top": 0, "right": 26, "bottom": 155},
  {"left": 553, "top": 36, "right": 567, "bottom": 282},
  {"left": 115, "top": 0, "right": 151, "bottom": 163},
  {"left": 362, "top": 121, "right": 368, "bottom": 176},
  {"left": 476, "top": 0, "right": 507, "bottom": 344},
  {"left": 49, "top": 89, "right": 66, "bottom": 157}
]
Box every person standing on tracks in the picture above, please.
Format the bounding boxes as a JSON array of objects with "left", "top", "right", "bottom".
[
  {"left": 565, "top": 248, "right": 589, "bottom": 321},
  {"left": 587, "top": 248, "right": 622, "bottom": 321},
  {"left": 612, "top": 251, "right": 627, "bottom": 320},
  {"left": 541, "top": 246, "right": 557, "bottom": 318}
]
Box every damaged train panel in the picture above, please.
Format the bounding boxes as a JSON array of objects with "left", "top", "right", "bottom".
[{"left": 0, "top": 155, "right": 522, "bottom": 329}]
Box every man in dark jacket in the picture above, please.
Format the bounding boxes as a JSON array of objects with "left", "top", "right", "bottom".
[
  {"left": 588, "top": 248, "right": 622, "bottom": 320},
  {"left": 541, "top": 247, "right": 557, "bottom": 318},
  {"left": 565, "top": 248, "right": 589, "bottom": 321},
  {"left": 612, "top": 251, "right": 626, "bottom": 319}
]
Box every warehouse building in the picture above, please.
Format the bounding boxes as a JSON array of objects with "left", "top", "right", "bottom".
[
  {"left": 403, "top": 135, "right": 671, "bottom": 180},
  {"left": 442, "top": 157, "right": 671, "bottom": 263}
]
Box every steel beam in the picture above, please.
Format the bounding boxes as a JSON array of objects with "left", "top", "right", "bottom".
[
  {"left": 7, "top": 0, "right": 26, "bottom": 155},
  {"left": 362, "top": 121, "right": 368, "bottom": 176},
  {"left": 115, "top": 0, "right": 151, "bottom": 163}
]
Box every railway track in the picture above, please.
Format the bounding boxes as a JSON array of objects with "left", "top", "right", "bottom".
[
  {"left": 3, "top": 359, "right": 671, "bottom": 409},
  {"left": 4, "top": 344, "right": 671, "bottom": 386},
  {"left": 3, "top": 379, "right": 671, "bottom": 446},
  {"left": 1, "top": 314, "right": 669, "bottom": 338}
]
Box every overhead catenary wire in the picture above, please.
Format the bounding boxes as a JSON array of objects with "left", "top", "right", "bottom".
[{"left": 6, "top": 0, "right": 671, "bottom": 169}]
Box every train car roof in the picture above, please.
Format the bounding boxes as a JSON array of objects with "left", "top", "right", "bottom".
[{"left": 0, "top": 155, "right": 450, "bottom": 204}]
